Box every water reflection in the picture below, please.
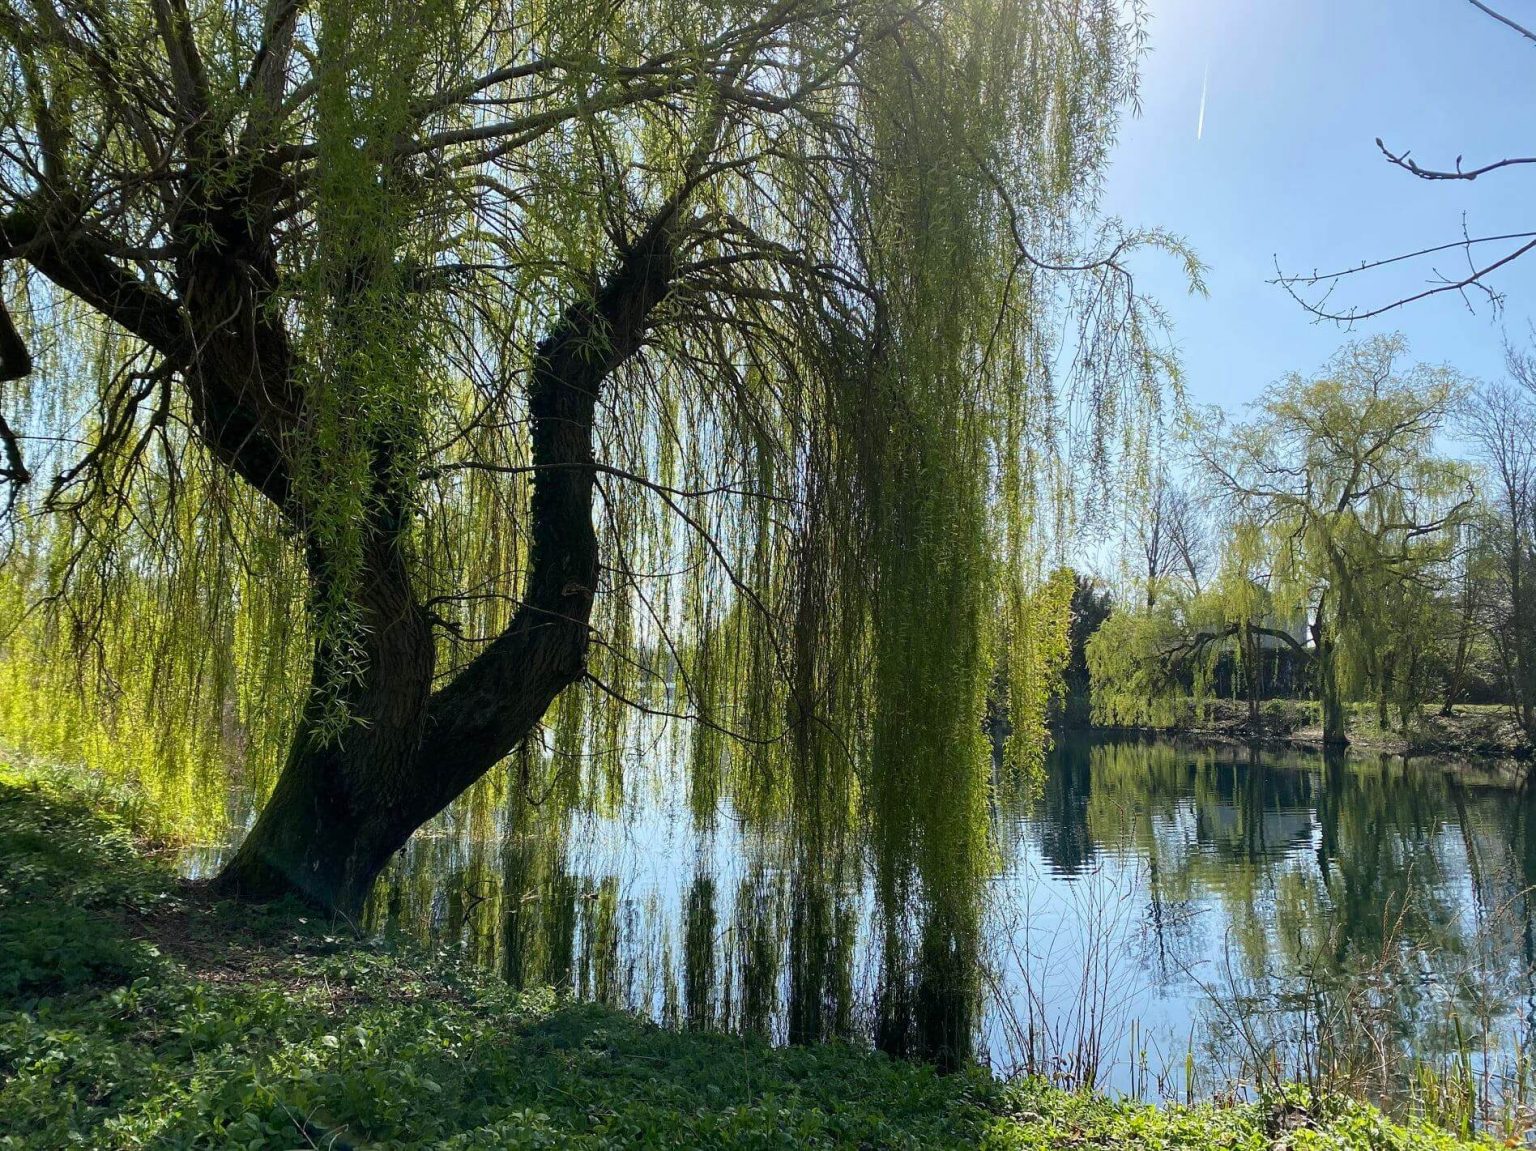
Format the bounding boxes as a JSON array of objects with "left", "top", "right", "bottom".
[{"left": 200, "top": 734, "right": 1536, "bottom": 1101}]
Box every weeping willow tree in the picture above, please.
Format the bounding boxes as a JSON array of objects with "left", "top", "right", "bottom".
[
  {"left": 0, "top": 0, "right": 1180, "bottom": 913},
  {"left": 1186, "top": 336, "right": 1472, "bottom": 746},
  {"left": 1087, "top": 512, "right": 1332, "bottom": 732},
  {"left": 1091, "top": 338, "right": 1475, "bottom": 746}
]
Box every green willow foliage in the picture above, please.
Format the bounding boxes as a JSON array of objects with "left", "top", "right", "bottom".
[
  {"left": 296, "top": 0, "right": 461, "bottom": 736},
  {"left": 1216, "top": 339, "right": 1471, "bottom": 706},
  {"left": 1088, "top": 337, "right": 1474, "bottom": 737},
  {"left": 0, "top": 0, "right": 1181, "bottom": 882}
]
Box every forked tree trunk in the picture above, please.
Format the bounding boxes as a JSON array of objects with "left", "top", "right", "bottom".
[
  {"left": 214, "top": 361, "right": 601, "bottom": 916},
  {"left": 212, "top": 213, "right": 677, "bottom": 916},
  {"left": 212, "top": 348, "right": 602, "bottom": 916}
]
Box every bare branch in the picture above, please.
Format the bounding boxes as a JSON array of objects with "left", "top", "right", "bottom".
[
  {"left": 1376, "top": 137, "right": 1536, "bottom": 182},
  {"left": 1467, "top": 0, "right": 1536, "bottom": 44},
  {"left": 1273, "top": 233, "right": 1536, "bottom": 322}
]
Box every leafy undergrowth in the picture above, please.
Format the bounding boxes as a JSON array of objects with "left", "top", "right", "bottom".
[{"left": 0, "top": 769, "right": 1493, "bottom": 1149}]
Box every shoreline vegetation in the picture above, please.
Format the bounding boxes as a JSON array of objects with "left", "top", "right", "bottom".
[
  {"left": 0, "top": 766, "right": 1502, "bottom": 1149},
  {"left": 1068, "top": 701, "right": 1532, "bottom": 770}
]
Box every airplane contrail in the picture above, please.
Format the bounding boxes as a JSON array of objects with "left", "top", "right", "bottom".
[{"left": 1197, "top": 63, "right": 1209, "bottom": 141}]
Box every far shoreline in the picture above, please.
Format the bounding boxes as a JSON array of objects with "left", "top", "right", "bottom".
[{"left": 1057, "top": 699, "right": 1532, "bottom": 777}]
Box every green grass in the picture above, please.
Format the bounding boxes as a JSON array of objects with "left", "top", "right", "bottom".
[
  {"left": 0, "top": 768, "right": 1494, "bottom": 1149},
  {"left": 1091, "top": 697, "right": 1531, "bottom": 760}
]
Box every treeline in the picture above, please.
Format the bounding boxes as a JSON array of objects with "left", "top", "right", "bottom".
[{"left": 1073, "top": 333, "right": 1536, "bottom": 750}]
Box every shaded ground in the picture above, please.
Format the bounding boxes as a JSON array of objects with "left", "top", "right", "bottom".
[{"left": 0, "top": 767, "right": 1496, "bottom": 1149}]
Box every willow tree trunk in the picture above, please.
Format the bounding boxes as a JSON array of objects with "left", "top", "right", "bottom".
[
  {"left": 1311, "top": 602, "right": 1348, "bottom": 748},
  {"left": 1242, "top": 622, "right": 1260, "bottom": 728},
  {"left": 213, "top": 352, "right": 604, "bottom": 915},
  {"left": 212, "top": 538, "right": 439, "bottom": 914},
  {"left": 212, "top": 213, "right": 677, "bottom": 917}
]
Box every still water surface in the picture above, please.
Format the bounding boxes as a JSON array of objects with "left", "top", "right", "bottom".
[{"left": 194, "top": 735, "right": 1536, "bottom": 1098}]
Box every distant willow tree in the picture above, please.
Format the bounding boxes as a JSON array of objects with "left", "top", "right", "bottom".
[
  {"left": 0, "top": 0, "right": 1180, "bottom": 913},
  {"left": 1198, "top": 336, "right": 1473, "bottom": 745},
  {"left": 1091, "top": 337, "right": 1474, "bottom": 746},
  {"left": 1087, "top": 563, "right": 1282, "bottom": 730}
]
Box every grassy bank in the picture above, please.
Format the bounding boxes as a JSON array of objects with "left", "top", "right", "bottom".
[
  {"left": 0, "top": 768, "right": 1493, "bottom": 1149},
  {"left": 1082, "top": 700, "right": 1531, "bottom": 763}
]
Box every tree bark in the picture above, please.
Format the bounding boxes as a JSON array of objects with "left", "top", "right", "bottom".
[
  {"left": 1510, "top": 546, "right": 1536, "bottom": 740},
  {"left": 211, "top": 535, "right": 435, "bottom": 914},
  {"left": 1312, "top": 599, "right": 1349, "bottom": 748},
  {"left": 1243, "top": 622, "right": 1260, "bottom": 728},
  {"left": 213, "top": 211, "right": 679, "bottom": 916},
  {"left": 1441, "top": 556, "right": 1476, "bottom": 717}
]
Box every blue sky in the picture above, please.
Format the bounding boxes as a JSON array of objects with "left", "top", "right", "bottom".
[{"left": 1100, "top": 0, "right": 1536, "bottom": 414}]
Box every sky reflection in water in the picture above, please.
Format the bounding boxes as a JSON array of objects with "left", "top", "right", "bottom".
[{"left": 188, "top": 735, "right": 1536, "bottom": 1100}]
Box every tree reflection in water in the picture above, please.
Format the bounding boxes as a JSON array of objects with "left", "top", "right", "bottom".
[{"left": 246, "top": 733, "right": 1536, "bottom": 1109}]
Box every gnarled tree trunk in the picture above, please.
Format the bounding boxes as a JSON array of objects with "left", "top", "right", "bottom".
[
  {"left": 213, "top": 214, "right": 678, "bottom": 916},
  {"left": 210, "top": 535, "right": 437, "bottom": 913}
]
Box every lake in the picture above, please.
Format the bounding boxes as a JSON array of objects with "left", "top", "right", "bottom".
[{"left": 189, "top": 733, "right": 1536, "bottom": 1107}]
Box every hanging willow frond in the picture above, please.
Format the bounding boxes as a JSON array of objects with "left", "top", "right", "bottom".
[{"left": 0, "top": 0, "right": 1188, "bottom": 893}]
